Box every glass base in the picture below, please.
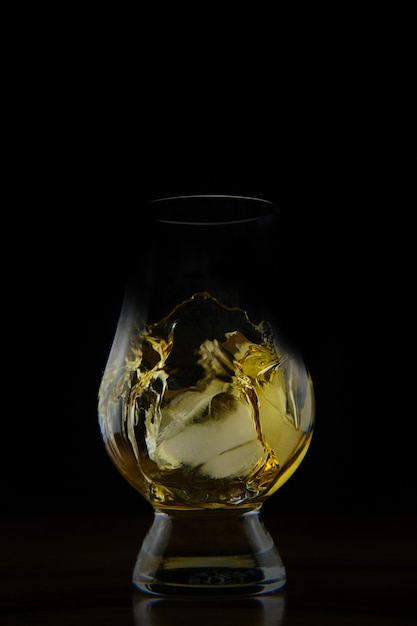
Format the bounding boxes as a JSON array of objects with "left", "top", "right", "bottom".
[{"left": 133, "top": 508, "right": 286, "bottom": 596}]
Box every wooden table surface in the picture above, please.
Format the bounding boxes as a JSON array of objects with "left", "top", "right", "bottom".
[{"left": 1, "top": 512, "right": 416, "bottom": 625}]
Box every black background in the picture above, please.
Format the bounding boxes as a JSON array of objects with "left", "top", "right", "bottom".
[
  {"left": 5, "top": 15, "right": 415, "bottom": 524},
  {"left": 11, "top": 164, "right": 414, "bottom": 523}
]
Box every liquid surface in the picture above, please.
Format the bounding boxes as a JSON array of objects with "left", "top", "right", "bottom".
[{"left": 99, "top": 293, "right": 313, "bottom": 508}]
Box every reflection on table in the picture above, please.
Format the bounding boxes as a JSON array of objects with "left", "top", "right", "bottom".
[{"left": 133, "top": 592, "right": 286, "bottom": 626}]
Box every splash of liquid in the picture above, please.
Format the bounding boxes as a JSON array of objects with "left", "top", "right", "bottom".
[{"left": 99, "top": 293, "right": 313, "bottom": 508}]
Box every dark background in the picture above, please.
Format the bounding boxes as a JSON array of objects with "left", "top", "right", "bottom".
[
  {"left": 5, "top": 15, "right": 414, "bottom": 524},
  {"left": 10, "top": 167, "right": 414, "bottom": 522}
]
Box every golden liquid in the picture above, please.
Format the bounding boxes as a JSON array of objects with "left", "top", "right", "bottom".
[{"left": 99, "top": 293, "right": 314, "bottom": 509}]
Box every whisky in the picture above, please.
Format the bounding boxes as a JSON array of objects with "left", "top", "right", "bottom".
[{"left": 99, "top": 292, "right": 314, "bottom": 509}]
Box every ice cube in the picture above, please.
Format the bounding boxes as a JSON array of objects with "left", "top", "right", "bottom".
[
  {"left": 153, "top": 392, "right": 263, "bottom": 478},
  {"left": 199, "top": 439, "right": 265, "bottom": 479},
  {"left": 160, "top": 378, "right": 226, "bottom": 431}
]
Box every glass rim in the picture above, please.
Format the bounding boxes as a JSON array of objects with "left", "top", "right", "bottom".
[{"left": 151, "top": 194, "right": 278, "bottom": 226}]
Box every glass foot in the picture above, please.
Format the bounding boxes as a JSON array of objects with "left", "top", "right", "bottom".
[{"left": 133, "top": 508, "right": 286, "bottom": 596}]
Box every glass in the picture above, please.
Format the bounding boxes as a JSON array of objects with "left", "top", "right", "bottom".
[{"left": 98, "top": 195, "right": 314, "bottom": 596}]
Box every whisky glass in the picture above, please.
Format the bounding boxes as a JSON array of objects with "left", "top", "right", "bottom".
[{"left": 98, "top": 195, "right": 314, "bottom": 596}]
